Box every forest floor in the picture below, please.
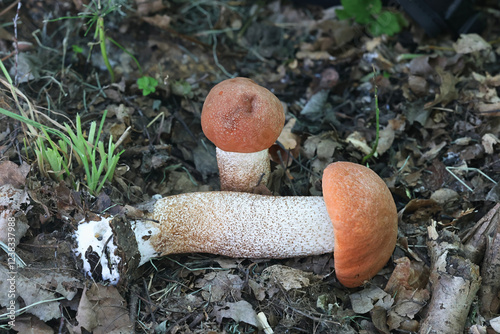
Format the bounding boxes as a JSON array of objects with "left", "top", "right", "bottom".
[{"left": 1, "top": 0, "right": 500, "bottom": 333}]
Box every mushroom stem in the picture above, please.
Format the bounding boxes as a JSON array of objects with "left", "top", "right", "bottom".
[
  {"left": 216, "top": 148, "right": 270, "bottom": 192},
  {"left": 139, "top": 192, "right": 333, "bottom": 264}
]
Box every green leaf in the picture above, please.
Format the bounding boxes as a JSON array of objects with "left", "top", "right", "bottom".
[
  {"left": 335, "top": 8, "right": 352, "bottom": 21},
  {"left": 368, "top": 11, "right": 402, "bottom": 36},
  {"left": 72, "top": 45, "right": 83, "bottom": 54},
  {"left": 339, "top": 0, "right": 382, "bottom": 24},
  {"left": 137, "top": 76, "right": 158, "bottom": 96},
  {"left": 395, "top": 12, "right": 409, "bottom": 28},
  {"left": 171, "top": 80, "right": 193, "bottom": 98},
  {"left": 45, "top": 148, "right": 64, "bottom": 181}
]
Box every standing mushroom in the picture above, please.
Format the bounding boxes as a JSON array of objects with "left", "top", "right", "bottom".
[
  {"left": 74, "top": 162, "right": 398, "bottom": 287},
  {"left": 201, "top": 77, "right": 285, "bottom": 192}
]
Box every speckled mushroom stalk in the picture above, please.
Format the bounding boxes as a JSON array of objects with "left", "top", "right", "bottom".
[
  {"left": 201, "top": 77, "right": 285, "bottom": 192},
  {"left": 73, "top": 192, "right": 334, "bottom": 285},
  {"left": 74, "top": 162, "right": 398, "bottom": 288},
  {"left": 137, "top": 192, "right": 333, "bottom": 261}
]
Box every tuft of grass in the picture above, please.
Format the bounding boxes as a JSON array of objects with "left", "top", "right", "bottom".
[
  {"left": 64, "top": 111, "right": 123, "bottom": 194},
  {"left": 0, "top": 107, "right": 123, "bottom": 195},
  {"left": 0, "top": 58, "right": 123, "bottom": 195}
]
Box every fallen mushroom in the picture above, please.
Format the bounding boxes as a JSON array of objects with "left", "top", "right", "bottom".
[
  {"left": 74, "top": 162, "right": 398, "bottom": 287},
  {"left": 201, "top": 77, "right": 285, "bottom": 192}
]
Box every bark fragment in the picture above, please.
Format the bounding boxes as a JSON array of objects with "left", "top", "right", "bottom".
[
  {"left": 461, "top": 203, "right": 500, "bottom": 316},
  {"left": 419, "top": 222, "right": 481, "bottom": 334},
  {"left": 478, "top": 209, "right": 500, "bottom": 316}
]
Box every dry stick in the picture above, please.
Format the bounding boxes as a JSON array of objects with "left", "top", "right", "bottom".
[
  {"left": 12, "top": 1, "right": 21, "bottom": 87},
  {"left": 419, "top": 221, "right": 481, "bottom": 334},
  {"left": 0, "top": 0, "right": 20, "bottom": 17},
  {"left": 462, "top": 203, "right": 500, "bottom": 264},
  {"left": 478, "top": 207, "right": 500, "bottom": 316},
  {"left": 461, "top": 204, "right": 500, "bottom": 316}
]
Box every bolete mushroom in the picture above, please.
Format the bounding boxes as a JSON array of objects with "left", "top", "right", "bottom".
[
  {"left": 74, "top": 162, "right": 398, "bottom": 287},
  {"left": 201, "top": 77, "right": 285, "bottom": 192}
]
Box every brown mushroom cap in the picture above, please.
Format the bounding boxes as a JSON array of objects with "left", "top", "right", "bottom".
[
  {"left": 201, "top": 77, "right": 285, "bottom": 153},
  {"left": 322, "top": 162, "right": 398, "bottom": 288}
]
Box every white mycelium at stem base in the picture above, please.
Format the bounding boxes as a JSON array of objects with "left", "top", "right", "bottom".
[{"left": 216, "top": 148, "right": 270, "bottom": 192}]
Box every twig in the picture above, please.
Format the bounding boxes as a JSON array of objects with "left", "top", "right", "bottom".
[
  {"left": 257, "top": 312, "right": 274, "bottom": 334},
  {"left": 12, "top": 1, "right": 21, "bottom": 86},
  {"left": 362, "top": 82, "right": 380, "bottom": 164},
  {"left": 445, "top": 166, "right": 497, "bottom": 192},
  {"left": 0, "top": 0, "right": 21, "bottom": 17}
]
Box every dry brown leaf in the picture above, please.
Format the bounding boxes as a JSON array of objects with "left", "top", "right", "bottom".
[
  {"left": 0, "top": 184, "right": 30, "bottom": 244},
  {"left": 430, "top": 188, "right": 460, "bottom": 205},
  {"left": 249, "top": 265, "right": 318, "bottom": 301},
  {"left": 195, "top": 271, "right": 244, "bottom": 302},
  {"left": 482, "top": 133, "right": 500, "bottom": 154},
  {"left": 408, "top": 56, "right": 434, "bottom": 76},
  {"left": 350, "top": 286, "right": 393, "bottom": 314},
  {"left": 418, "top": 141, "right": 447, "bottom": 164},
  {"left": 385, "top": 258, "right": 430, "bottom": 331},
  {"left": 403, "top": 170, "right": 422, "bottom": 187},
  {"left": 377, "top": 125, "right": 395, "bottom": 156},
  {"left": 106, "top": 103, "right": 133, "bottom": 124},
  {"left": 316, "top": 17, "right": 358, "bottom": 47},
  {"left": 485, "top": 73, "right": 500, "bottom": 86},
  {"left": 0, "top": 161, "right": 30, "bottom": 188},
  {"left": 302, "top": 135, "right": 340, "bottom": 160},
  {"left": 0, "top": 265, "right": 82, "bottom": 322},
  {"left": 346, "top": 131, "right": 372, "bottom": 155},
  {"left": 402, "top": 199, "right": 441, "bottom": 223},
  {"left": 261, "top": 265, "right": 315, "bottom": 291},
  {"left": 248, "top": 279, "right": 269, "bottom": 301},
  {"left": 109, "top": 122, "right": 126, "bottom": 139},
  {"left": 211, "top": 300, "right": 260, "bottom": 329},
  {"left": 142, "top": 14, "right": 172, "bottom": 30},
  {"left": 370, "top": 306, "right": 390, "bottom": 334},
  {"left": 72, "top": 284, "right": 133, "bottom": 334},
  {"left": 14, "top": 315, "right": 55, "bottom": 334},
  {"left": 407, "top": 75, "right": 428, "bottom": 96},
  {"left": 135, "top": 0, "right": 167, "bottom": 16},
  {"left": 270, "top": 118, "right": 300, "bottom": 166},
  {"left": 453, "top": 33, "right": 491, "bottom": 54},
  {"left": 425, "top": 68, "right": 459, "bottom": 109}
]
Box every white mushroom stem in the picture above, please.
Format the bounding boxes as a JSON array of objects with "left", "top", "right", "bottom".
[
  {"left": 216, "top": 148, "right": 270, "bottom": 192},
  {"left": 141, "top": 192, "right": 334, "bottom": 263},
  {"left": 74, "top": 192, "right": 335, "bottom": 282}
]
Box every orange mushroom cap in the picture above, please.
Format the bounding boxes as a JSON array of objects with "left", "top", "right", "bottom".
[
  {"left": 322, "top": 162, "right": 398, "bottom": 288},
  {"left": 201, "top": 77, "right": 285, "bottom": 153}
]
